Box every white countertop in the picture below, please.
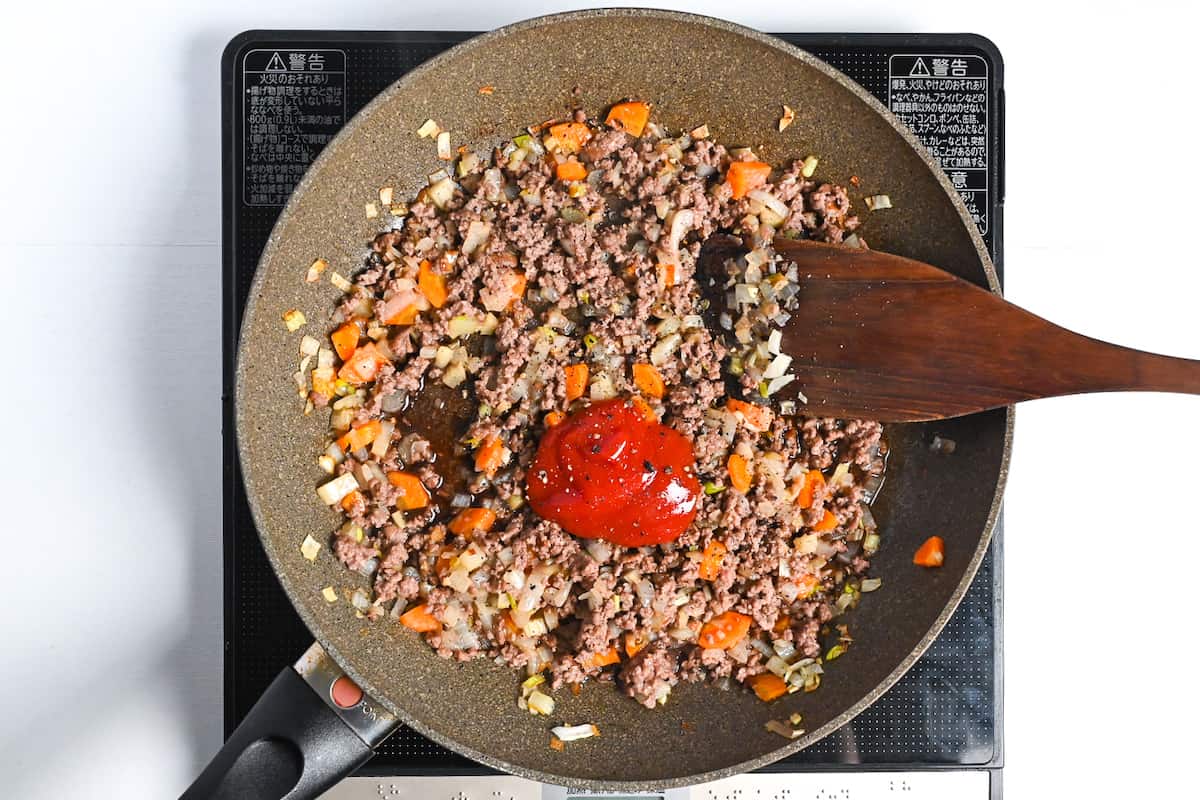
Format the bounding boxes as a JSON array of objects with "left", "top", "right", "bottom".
[{"left": 2, "top": 1, "right": 1197, "bottom": 797}]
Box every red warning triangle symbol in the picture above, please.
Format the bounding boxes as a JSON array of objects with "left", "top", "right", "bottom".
[{"left": 909, "top": 57, "right": 931, "bottom": 77}]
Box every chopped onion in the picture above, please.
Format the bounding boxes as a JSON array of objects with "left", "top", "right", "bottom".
[
  {"left": 300, "top": 535, "right": 322, "bottom": 561},
  {"left": 527, "top": 690, "right": 555, "bottom": 716},
  {"left": 416, "top": 118, "right": 440, "bottom": 138},
  {"left": 766, "top": 329, "right": 783, "bottom": 355},
  {"left": 864, "top": 194, "right": 892, "bottom": 211},
  {"left": 861, "top": 577, "right": 883, "bottom": 593},
  {"left": 772, "top": 639, "right": 797, "bottom": 660},
  {"left": 330, "top": 271, "right": 353, "bottom": 292},
  {"left": 766, "top": 719, "right": 805, "bottom": 740},
  {"left": 589, "top": 372, "right": 617, "bottom": 400},
  {"left": 370, "top": 419, "right": 394, "bottom": 460},
  {"left": 442, "top": 363, "right": 467, "bottom": 388},
  {"left": 462, "top": 220, "right": 492, "bottom": 256},
  {"left": 305, "top": 258, "right": 328, "bottom": 283},
  {"left": 649, "top": 333, "right": 682, "bottom": 366},
  {"left": 316, "top": 473, "right": 359, "bottom": 505},
  {"left": 350, "top": 589, "right": 371, "bottom": 611},
  {"left": 282, "top": 309, "right": 306, "bottom": 332},
  {"left": 800, "top": 155, "right": 819, "bottom": 178},
  {"left": 765, "top": 375, "right": 796, "bottom": 395},
  {"left": 763, "top": 353, "right": 793, "bottom": 380},
  {"left": 663, "top": 208, "right": 694, "bottom": 266},
  {"left": 448, "top": 316, "right": 481, "bottom": 339},
  {"left": 321, "top": 586, "right": 338, "bottom": 603},
  {"left": 585, "top": 539, "right": 612, "bottom": 563},
  {"left": 551, "top": 724, "right": 599, "bottom": 742},
  {"left": 299, "top": 335, "right": 320, "bottom": 357},
  {"left": 778, "top": 104, "right": 795, "bottom": 132},
  {"left": 747, "top": 189, "right": 790, "bottom": 220},
  {"left": 427, "top": 177, "right": 457, "bottom": 210},
  {"left": 450, "top": 492, "right": 472, "bottom": 509}
]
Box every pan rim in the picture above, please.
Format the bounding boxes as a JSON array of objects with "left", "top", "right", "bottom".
[{"left": 234, "top": 7, "right": 1011, "bottom": 790}]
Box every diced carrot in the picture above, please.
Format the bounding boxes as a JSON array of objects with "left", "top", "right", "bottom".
[
  {"left": 545, "top": 410, "right": 567, "bottom": 427},
  {"left": 698, "top": 540, "right": 728, "bottom": 582},
  {"left": 499, "top": 611, "right": 520, "bottom": 637},
  {"left": 726, "top": 398, "right": 773, "bottom": 432},
  {"left": 590, "top": 646, "right": 620, "bottom": 668},
  {"left": 564, "top": 363, "right": 589, "bottom": 402},
  {"left": 570, "top": 683, "right": 582, "bottom": 697},
  {"left": 630, "top": 395, "right": 657, "bottom": 423},
  {"left": 418, "top": 259, "right": 449, "bottom": 308},
  {"left": 605, "top": 101, "right": 651, "bottom": 137},
  {"left": 556, "top": 159, "right": 588, "bottom": 181},
  {"left": 698, "top": 611, "right": 753, "bottom": 650},
  {"left": 631, "top": 363, "right": 666, "bottom": 399},
  {"left": 399, "top": 604, "right": 441, "bottom": 633},
  {"left": 387, "top": 471, "right": 430, "bottom": 510},
  {"left": 339, "top": 490, "right": 363, "bottom": 513},
  {"left": 726, "top": 161, "right": 772, "bottom": 200},
  {"left": 383, "top": 303, "right": 421, "bottom": 326},
  {"left": 913, "top": 536, "right": 945, "bottom": 568},
  {"left": 548, "top": 122, "right": 593, "bottom": 153},
  {"left": 474, "top": 436, "right": 508, "bottom": 476},
  {"left": 813, "top": 509, "right": 838, "bottom": 533},
  {"left": 336, "top": 419, "right": 382, "bottom": 452},
  {"left": 311, "top": 367, "right": 336, "bottom": 397},
  {"left": 508, "top": 271, "right": 527, "bottom": 308},
  {"left": 624, "top": 630, "right": 649, "bottom": 658},
  {"left": 796, "top": 469, "right": 826, "bottom": 509},
  {"left": 338, "top": 341, "right": 389, "bottom": 384},
  {"left": 748, "top": 672, "right": 789, "bottom": 702},
  {"left": 549, "top": 737, "right": 565, "bottom": 752},
  {"left": 727, "top": 453, "right": 752, "bottom": 494},
  {"left": 330, "top": 321, "right": 361, "bottom": 361},
  {"left": 448, "top": 507, "right": 497, "bottom": 537},
  {"left": 795, "top": 573, "right": 820, "bottom": 599},
  {"left": 657, "top": 262, "right": 677, "bottom": 287}
]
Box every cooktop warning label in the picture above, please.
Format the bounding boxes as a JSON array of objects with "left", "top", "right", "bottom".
[
  {"left": 242, "top": 49, "right": 347, "bottom": 206},
  {"left": 888, "top": 55, "right": 989, "bottom": 234}
]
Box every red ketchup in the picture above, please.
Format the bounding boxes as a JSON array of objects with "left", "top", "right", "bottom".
[{"left": 526, "top": 398, "right": 701, "bottom": 547}]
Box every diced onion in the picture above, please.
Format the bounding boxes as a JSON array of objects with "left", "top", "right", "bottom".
[
  {"left": 300, "top": 535, "right": 322, "bottom": 561},
  {"left": 551, "top": 724, "right": 599, "bottom": 742},
  {"left": 527, "top": 690, "right": 555, "bottom": 716},
  {"left": 864, "top": 194, "right": 892, "bottom": 211},
  {"left": 762, "top": 353, "right": 793, "bottom": 380},
  {"left": 330, "top": 272, "right": 353, "bottom": 292},
  {"left": 306, "top": 258, "right": 328, "bottom": 283},
  {"left": 766, "top": 719, "right": 805, "bottom": 740},
  {"left": 765, "top": 375, "right": 796, "bottom": 395},
  {"left": 800, "top": 155, "right": 819, "bottom": 178},
  {"left": 300, "top": 335, "right": 320, "bottom": 357},
  {"left": 321, "top": 586, "right": 337, "bottom": 602},
  {"left": 282, "top": 309, "right": 306, "bottom": 331},
  {"left": 350, "top": 589, "right": 371, "bottom": 611},
  {"left": 861, "top": 577, "right": 883, "bottom": 593},
  {"left": 370, "top": 419, "right": 394, "bottom": 460},
  {"left": 461, "top": 220, "right": 492, "bottom": 256},
  {"left": 416, "top": 118, "right": 440, "bottom": 138},
  {"left": 427, "top": 177, "right": 457, "bottom": 210},
  {"left": 649, "top": 333, "right": 681, "bottom": 366},
  {"left": 316, "top": 472, "right": 360, "bottom": 505},
  {"left": 747, "top": 189, "right": 790, "bottom": 220}
]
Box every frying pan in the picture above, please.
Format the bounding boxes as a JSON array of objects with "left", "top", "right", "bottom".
[{"left": 185, "top": 9, "right": 1009, "bottom": 798}]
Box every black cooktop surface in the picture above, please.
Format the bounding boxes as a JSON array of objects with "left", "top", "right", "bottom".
[{"left": 221, "top": 30, "right": 1005, "bottom": 777}]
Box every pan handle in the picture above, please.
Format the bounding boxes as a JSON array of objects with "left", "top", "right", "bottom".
[{"left": 180, "top": 642, "right": 399, "bottom": 800}]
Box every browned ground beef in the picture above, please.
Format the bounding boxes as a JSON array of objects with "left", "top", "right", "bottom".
[{"left": 313, "top": 108, "right": 884, "bottom": 709}]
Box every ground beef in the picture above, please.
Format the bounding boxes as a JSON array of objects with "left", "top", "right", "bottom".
[{"left": 312, "top": 106, "right": 885, "bottom": 709}]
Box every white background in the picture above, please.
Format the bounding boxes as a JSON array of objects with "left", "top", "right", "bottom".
[{"left": 2, "top": 1, "right": 1196, "bottom": 797}]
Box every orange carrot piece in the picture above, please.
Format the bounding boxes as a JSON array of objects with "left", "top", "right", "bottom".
[
  {"left": 727, "top": 161, "right": 772, "bottom": 200},
  {"left": 548, "top": 122, "right": 593, "bottom": 153},
  {"left": 474, "top": 436, "right": 507, "bottom": 476},
  {"left": 913, "top": 536, "right": 945, "bottom": 567},
  {"left": 564, "top": 363, "right": 589, "bottom": 402},
  {"left": 399, "top": 604, "right": 441, "bottom": 633},
  {"left": 508, "top": 271, "right": 527, "bottom": 307},
  {"left": 813, "top": 509, "right": 838, "bottom": 533},
  {"left": 418, "top": 259, "right": 449, "bottom": 308},
  {"left": 630, "top": 396, "right": 657, "bottom": 423},
  {"left": 337, "top": 419, "right": 382, "bottom": 452},
  {"left": 330, "top": 321, "right": 361, "bottom": 361},
  {"left": 624, "top": 630, "right": 649, "bottom": 658},
  {"left": 338, "top": 341, "right": 389, "bottom": 384},
  {"left": 339, "top": 490, "right": 364, "bottom": 513},
  {"left": 386, "top": 471, "right": 430, "bottom": 510},
  {"left": 698, "top": 611, "right": 753, "bottom": 650},
  {"left": 590, "top": 646, "right": 621, "bottom": 668},
  {"left": 748, "top": 672, "right": 789, "bottom": 702},
  {"left": 727, "top": 453, "right": 752, "bottom": 494},
  {"left": 726, "top": 398, "right": 773, "bottom": 432},
  {"left": 383, "top": 303, "right": 421, "bottom": 326},
  {"left": 698, "top": 540, "right": 728, "bottom": 582},
  {"left": 448, "top": 507, "right": 497, "bottom": 537},
  {"left": 796, "top": 469, "right": 826, "bottom": 509},
  {"left": 632, "top": 363, "right": 666, "bottom": 399},
  {"left": 605, "top": 101, "right": 651, "bottom": 137},
  {"left": 556, "top": 159, "right": 588, "bottom": 181},
  {"left": 545, "top": 410, "right": 567, "bottom": 427},
  {"left": 795, "top": 574, "right": 820, "bottom": 600},
  {"left": 657, "top": 262, "right": 677, "bottom": 287}
]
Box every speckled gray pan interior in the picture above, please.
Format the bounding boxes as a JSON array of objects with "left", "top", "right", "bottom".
[{"left": 235, "top": 8, "right": 1011, "bottom": 790}]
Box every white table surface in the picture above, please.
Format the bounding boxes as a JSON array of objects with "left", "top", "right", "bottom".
[{"left": 2, "top": 1, "right": 1197, "bottom": 797}]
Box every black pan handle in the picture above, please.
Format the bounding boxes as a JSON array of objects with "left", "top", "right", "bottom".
[{"left": 181, "top": 643, "right": 398, "bottom": 800}]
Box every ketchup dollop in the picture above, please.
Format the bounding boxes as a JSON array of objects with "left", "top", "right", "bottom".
[{"left": 526, "top": 398, "right": 701, "bottom": 547}]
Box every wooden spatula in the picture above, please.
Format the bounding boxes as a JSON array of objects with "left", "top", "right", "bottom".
[{"left": 699, "top": 236, "right": 1200, "bottom": 422}]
